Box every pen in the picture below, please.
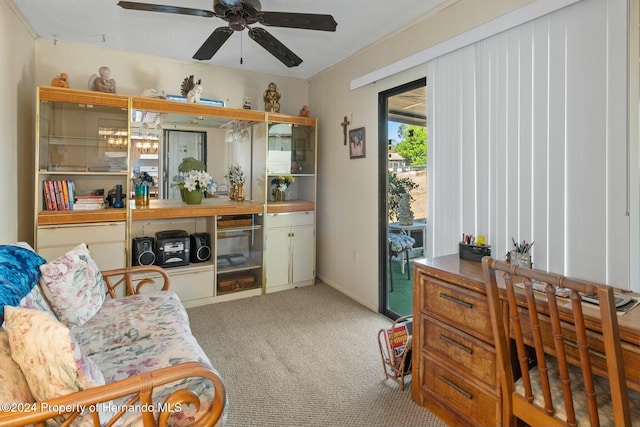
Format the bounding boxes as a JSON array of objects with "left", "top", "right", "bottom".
[{"left": 525, "top": 241, "right": 535, "bottom": 254}]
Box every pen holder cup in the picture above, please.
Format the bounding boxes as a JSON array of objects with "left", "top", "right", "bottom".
[
  {"left": 459, "top": 243, "right": 491, "bottom": 262},
  {"left": 511, "top": 250, "right": 532, "bottom": 269}
]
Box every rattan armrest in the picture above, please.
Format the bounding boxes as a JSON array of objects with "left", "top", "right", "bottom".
[
  {"left": 0, "top": 361, "right": 225, "bottom": 427},
  {"left": 101, "top": 265, "right": 170, "bottom": 298}
]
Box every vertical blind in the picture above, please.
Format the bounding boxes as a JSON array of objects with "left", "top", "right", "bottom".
[{"left": 426, "top": 0, "right": 631, "bottom": 287}]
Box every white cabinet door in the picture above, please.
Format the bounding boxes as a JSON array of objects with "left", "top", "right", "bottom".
[
  {"left": 265, "top": 212, "right": 315, "bottom": 293},
  {"left": 291, "top": 224, "right": 314, "bottom": 284},
  {"left": 265, "top": 226, "right": 291, "bottom": 290}
]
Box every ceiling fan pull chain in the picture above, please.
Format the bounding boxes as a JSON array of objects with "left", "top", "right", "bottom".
[{"left": 240, "top": 31, "right": 243, "bottom": 65}]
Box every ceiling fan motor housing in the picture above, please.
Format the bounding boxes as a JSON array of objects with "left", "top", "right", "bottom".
[{"left": 215, "top": 0, "right": 260, "bottom": 30}]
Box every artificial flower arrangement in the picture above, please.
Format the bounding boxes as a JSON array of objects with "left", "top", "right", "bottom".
[
  {"left": 180, "top": 170, "right": 217, "bottom": 193},
  {"left": 271, "top": 175, "right": 295, "bottom": 191},
  {"left": 133, "top": 171, "right": 156, "bottom": 187},
  {"left": 225, "top": 163, "right": 246, "bottom": 185}
]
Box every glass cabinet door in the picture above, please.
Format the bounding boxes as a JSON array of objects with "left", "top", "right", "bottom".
[{"left": 267, "top": 123, "right": 315, "bottom": 175}]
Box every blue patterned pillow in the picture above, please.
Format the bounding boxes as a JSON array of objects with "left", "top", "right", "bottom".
[{"left": 0, "top": 245, "right": 46, "bottom": 323}]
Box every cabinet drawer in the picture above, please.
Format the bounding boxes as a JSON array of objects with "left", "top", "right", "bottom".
[
  {"left": 422, "top": 275, "right": 493, "bottom": 342},
  {"left": 422, "top": 315, "right": 497, "bottom": 388},
  {"left": 422, "top": 354, "right": 499, "bottom": 427},
  {"left": 38, "top": 222, "right": 126, "bottom": 246},
  {"left": 267, "top": 211, "right": 313, "bottom": 228},
  {"left": 141, "top": 268, "right": 214, "bottom": 302},
  {"left": 38, "top": 242, "right": 125, "bottom": 271}
]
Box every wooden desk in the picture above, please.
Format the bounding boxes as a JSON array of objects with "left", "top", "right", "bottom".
[{"left": 412, "top": 254, "right": 640, "bottom": 427}]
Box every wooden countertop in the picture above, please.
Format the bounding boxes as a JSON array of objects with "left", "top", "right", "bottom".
[
  {"left": 130, "top": 198, "right": 264, "bottom": 220},
  {"left": 38, "top": 209, "right": 126, "bottom": 225},
  {"left": 266, "top": 200, "right": 315, "bottom": 213},
  {"left": 38, "top": 198, "right": 265, "bottom": 225}
]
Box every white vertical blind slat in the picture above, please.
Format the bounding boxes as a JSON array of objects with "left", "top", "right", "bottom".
[{"left": 426, "top": 0, "right": 629, "bottom": 287}]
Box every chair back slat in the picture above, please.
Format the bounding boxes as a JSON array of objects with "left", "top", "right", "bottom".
[
  {"left": 482, "top": 257, "right": 632, "bottom": 427},
  {"left": 525, "top": 278, "right": 562, "bottom": 419}
]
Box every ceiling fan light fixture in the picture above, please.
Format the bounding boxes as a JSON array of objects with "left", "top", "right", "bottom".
[{"left": 228, "top": 14, "right": 244, "bottom": 31}]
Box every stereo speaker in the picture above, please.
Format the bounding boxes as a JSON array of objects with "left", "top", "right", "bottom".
[
  {"left": 190, "top": 233, "right": 211, "bottom": 263},
  {"left": 132, "top": 236, "right": 156, "bottom": 266}
]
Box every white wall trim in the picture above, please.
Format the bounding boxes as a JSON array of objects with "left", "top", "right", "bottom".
[{"left": 349, "top": 0, "right": 582, "bottom": 90}]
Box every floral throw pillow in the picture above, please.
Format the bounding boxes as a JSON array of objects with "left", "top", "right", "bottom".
[
  {"left": 4, "top": 306, "right": 105, "bottom": 402},
  {"left": 0, "top": 328, "right": 34, "bottom": 404},
  {"left": 39, "top": 243, "right": 106, "bottom": 327},
  {"left": 0, "top": 244, "right": 46, "bottom": 324}
]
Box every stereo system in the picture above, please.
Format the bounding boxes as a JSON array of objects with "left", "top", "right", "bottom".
[
  {"left": 132, "top": 231, "right": 211, "bottom": 268},
  {"left": 190, "top": 232, "right": 211, "bottom": 263},
  {"left": 132, "top": 236, "right": 156, "bottom": 266},
  {"left": 155, "top": 230, "right": 190, "bottom": 268}
]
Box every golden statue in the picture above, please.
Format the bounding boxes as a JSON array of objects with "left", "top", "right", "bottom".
[{"left": 263, "top": 82, "right": 281, "bottom": 112}]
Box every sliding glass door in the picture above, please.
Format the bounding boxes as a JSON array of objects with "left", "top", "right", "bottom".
[{"left": 378, "top": 78, "right": 427, "bottom": 319}]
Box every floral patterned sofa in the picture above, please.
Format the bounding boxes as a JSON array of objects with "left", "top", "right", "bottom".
[{"left": 0, "top": 243, "right": 226, "bottom": 427}]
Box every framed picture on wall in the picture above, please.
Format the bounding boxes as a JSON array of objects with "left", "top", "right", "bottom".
[{"left": 349, "top": 127, "right": 366, "bottom": 159}]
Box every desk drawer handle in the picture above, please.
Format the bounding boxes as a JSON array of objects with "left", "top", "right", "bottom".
[
  {"left": 438, "top": 375, "right": 473, "bottom": 400},
  {"left": 563, "top": 339, "right": 606, "bottom": 359},
  {"left": 439, "top": 293, "right": 473, "bottom": 309},
  {"left": 440, "top": 334, "right": 473, "bottom": 354}
]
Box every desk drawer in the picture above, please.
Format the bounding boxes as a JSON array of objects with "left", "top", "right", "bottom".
[
  {"left": 422, "top": 315, "right": 497, "bottom": 388},
  {"left": 422, "top": 354, "right": 499, "bottom": 427},
  {"left": 422, "top": 275, "right": 493, "bottom": 342}
]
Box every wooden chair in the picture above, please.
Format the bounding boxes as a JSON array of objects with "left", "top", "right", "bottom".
[
  {"left": 481, "top": 257, "right": 636, "bottom": 427},
  {"left": 378, "top": 315, "right": 413, "bottom": 390}
]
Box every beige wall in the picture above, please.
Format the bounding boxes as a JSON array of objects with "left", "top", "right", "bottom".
[
  {"left": 309, "top": 0, "right": 537, "bottom": 310},
  {"left": 33, "top": 41, "right": 309, "bottom": 115},
  {"left": 0, "top": 0, "right": 36, "bottom": 244},
  {"left": 3, "top": 0, "right": 548, "bottom": 311}
]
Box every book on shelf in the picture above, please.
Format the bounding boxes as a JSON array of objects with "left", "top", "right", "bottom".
[
  {"left": 43, "top": 179, "right": 75, "bottom": 211},
  {"left": 74, "top": 196, "right": 106, "bottom": 203},
  {"left": 72, "top": 202, "right": 106, "bottom": 210}
]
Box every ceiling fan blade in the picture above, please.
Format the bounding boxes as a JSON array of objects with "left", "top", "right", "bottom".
[
  {"left": 258, "top": 12, "right": 337, "bottom": 32},
  {"left": 248, "top": 27, "right": 302, "bottom": 68},
  {"left": 193, "top": 27, "right": 234, "bottom": 60},
  {"left": 117, "top": 1, "right": 215, "bottom": 18}
]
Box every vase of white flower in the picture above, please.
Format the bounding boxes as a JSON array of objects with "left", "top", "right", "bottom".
[
  {"left": 225, "top": 164, "right": 246, "bottom": 201},
  {"left": 135, "top": 184, "right": 150, "bottom": 206},
  {"left": 133, "top": 171, "right": 155, "bottom": 206},
  {"left": 184, "top": 189, "right": 203, "bottom": 205},
  {"left": 270, "top": 176, "right": 295, "bottom": 202},
  {"left": 178, "top": 170, "right": 215, "bottom": 205}
]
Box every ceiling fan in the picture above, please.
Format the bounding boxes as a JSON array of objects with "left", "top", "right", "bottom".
[{"left": 117, "top": 0, "right": 338, "bottom": 67}]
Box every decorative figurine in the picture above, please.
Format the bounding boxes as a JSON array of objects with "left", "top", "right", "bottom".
[
  {"left": 243, "top": 97, "right": 252, "bottom": 109},
  {"left": 299, "top": 105, "right": 310, "bottom": 117},
  {"left": 181, "top": 75, "right": 202, "bottom": 103},
  {"left": 51, "top": 73, "right": 69, "bottom": 88},
  {"left": 140, "top": 89, "right": 166, "bottom": 99},
  {"left": 88, "top": 66, "right": 116, "bottom": 93},
  {"left": 398, "top": 193, "right": 414, "bottom": 226},
  {"left": 263, "top": 82, "right": 281, "bottom": 112}
]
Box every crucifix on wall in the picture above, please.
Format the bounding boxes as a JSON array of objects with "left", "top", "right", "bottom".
[{"left": 341, "top": 116, "right": 350, "bottom": 145}]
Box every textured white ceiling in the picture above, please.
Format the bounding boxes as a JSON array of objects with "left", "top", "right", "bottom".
[{"left": 11, "top": 0, "right": 449, "bottom": 80}]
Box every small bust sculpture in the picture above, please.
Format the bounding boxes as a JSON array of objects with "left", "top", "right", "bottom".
[
  {"left": 263, "top": 82, "right": 281, "bottom": 112},
  {"left": 51, "top": 73, "right": 69, "bottom": 88},
  {"left": 89, "top": 66, "right": 116, "bottom": 93},
  {"left": 299, "top": 105, "right": 310, "bottom": 117}
]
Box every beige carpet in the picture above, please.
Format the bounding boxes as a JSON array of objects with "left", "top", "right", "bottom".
[{"left": 187, "top": 282, "right": 446, "bottom": 427}]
